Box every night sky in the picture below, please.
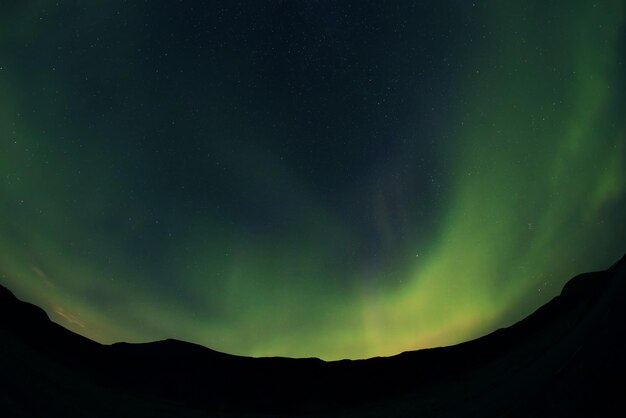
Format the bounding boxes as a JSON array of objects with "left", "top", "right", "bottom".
[{"left": 1, "top": 1, "right": 625, "bottom": 360}]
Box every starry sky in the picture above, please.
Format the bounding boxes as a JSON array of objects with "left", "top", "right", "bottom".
[{"left": 1, "top": 1, "right": 625, "bottom": 360}]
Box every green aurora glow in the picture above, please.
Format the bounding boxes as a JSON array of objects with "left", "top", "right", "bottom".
[{"left": 1, "top": 1, "right": 625, "bottom": 360}]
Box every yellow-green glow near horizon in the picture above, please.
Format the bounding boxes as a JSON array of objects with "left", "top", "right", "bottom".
[{"left": 0, "top": 1, "right": 624, "bottom": 360}]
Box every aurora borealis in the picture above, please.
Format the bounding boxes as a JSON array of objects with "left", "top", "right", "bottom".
[{"left": 1, "top": 1, "right": 625, "bottom": 360}]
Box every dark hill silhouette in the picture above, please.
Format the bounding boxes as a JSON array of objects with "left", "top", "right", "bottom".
[{"left": 1, "top": 254, "right": 625, "bottom": 417}]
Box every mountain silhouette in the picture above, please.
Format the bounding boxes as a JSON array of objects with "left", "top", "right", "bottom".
[{"left": 1, "top": 254, "right": 625, "bottom": 417}]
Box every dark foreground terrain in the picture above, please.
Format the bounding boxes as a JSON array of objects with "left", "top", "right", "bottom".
[{"left": 1, "top": 254, "right": 625, "bottom": 417}]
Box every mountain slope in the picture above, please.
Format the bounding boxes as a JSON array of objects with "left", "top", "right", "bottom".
[{"left": 1, "top": 254, "right": 625, "bottom": 417}]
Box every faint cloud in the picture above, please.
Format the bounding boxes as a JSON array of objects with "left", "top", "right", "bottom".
[
  {"left": 54, "top": 307, "right": 85, "bottom": 328},
  {"left": 31, "top": 266, "right": 54, "bottom": 287}
]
